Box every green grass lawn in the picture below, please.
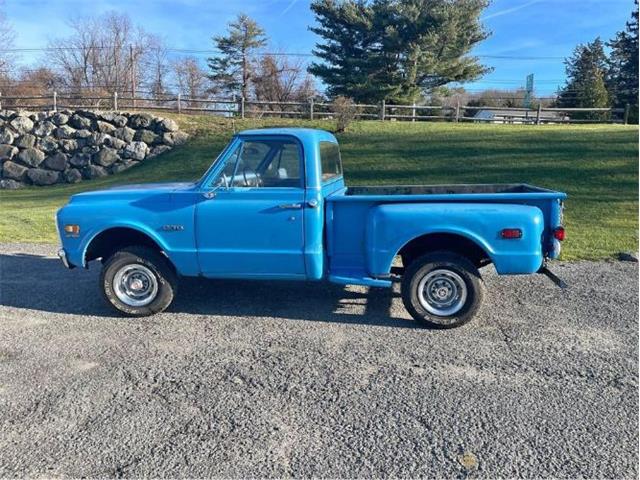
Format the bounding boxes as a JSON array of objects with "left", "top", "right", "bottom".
[{"left": 1, "top": 115, "right": 637, "bottom": 260}]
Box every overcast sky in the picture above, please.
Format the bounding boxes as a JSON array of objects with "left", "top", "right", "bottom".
[{"left": 4, "top": 0, "right": 636, "bottom": 95}]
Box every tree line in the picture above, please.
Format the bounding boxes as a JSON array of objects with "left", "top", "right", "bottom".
[
  {"left": 0, "top": 11, "right": 315, "bottom": 108},
  {"left": 557, "top": 0, "right": 638, "bottom": 120},
  {"left": 0, "top": 0, "right": 637, "bottom": 120},
  {"left": 0, "top": 0, "right": 490, "bottom": 107}
]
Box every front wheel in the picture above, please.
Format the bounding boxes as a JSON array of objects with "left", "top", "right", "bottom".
[
  {"left": 100, "top": 246, "right": 177, "bottom": 316},
  {"left": 401, "top": 252, "right": 484, "bottom": 329}
]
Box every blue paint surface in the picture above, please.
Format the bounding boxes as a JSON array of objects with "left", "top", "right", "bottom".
[{"left": 57, "top": 128, "right": 567, "bottom": 287}]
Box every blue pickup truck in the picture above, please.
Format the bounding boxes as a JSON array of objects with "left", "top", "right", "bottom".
[{"left": 57, "top": 128, "right": 567, "bottom": 328}]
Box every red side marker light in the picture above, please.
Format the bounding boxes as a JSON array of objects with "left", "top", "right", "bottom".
[
  {"left": 553, "top": 226, "right": 566, "bottom": 241},
  {"left": 500, "top": 228, "right": 522, "bottom": 239}
]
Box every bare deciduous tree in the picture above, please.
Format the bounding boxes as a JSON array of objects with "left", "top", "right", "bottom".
[
  {"left": 146, "top": 34, "right": 171, "bottom": 99},
  {"left": 0, "top": 0, "right": 16, "bottom": 76},
  {"left": 173, "top": 57, "right": 208, "bottom": 106},
  {"left": 3, "top": 67, "right": 61, "bottom": 107},
  {"left": 47, "top": 12, "right": 154, "bottom": 99},
  {"left": 253, "top": 54, "right": 315, "bottom": 105}
]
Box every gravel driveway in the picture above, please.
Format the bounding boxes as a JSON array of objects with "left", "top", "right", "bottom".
[{"left": 0, "top": 243, "right": 637, "bottom": 478}]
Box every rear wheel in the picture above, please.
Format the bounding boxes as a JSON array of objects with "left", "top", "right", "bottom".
[
  {"left": 100, "top": 246, "right": 177, "bottom": 316},
  {"left": 401, "top": 252, "right": 484, "bottom": 329}
]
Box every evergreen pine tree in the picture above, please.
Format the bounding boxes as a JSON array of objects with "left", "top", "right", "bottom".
[
  {"left": 309, "top": 0, "right": 490, "bottom": 104},
  {"left": 607, "top": 0, "right": 638, "bottom": 122},
  {"left": 207, "top": 14, "right": 267, "bottom": 99},
  {"left": 557, "top": 38, "right": 611, "bottom": 120}
]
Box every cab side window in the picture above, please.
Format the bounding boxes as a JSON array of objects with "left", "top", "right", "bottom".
[
  {"left": 319, "top": 141, "right": 343, "bottom": 182},
  {"left": 235, "top": 142, "right": 270, "bottom": 187}
]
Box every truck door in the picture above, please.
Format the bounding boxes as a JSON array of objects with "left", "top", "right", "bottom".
[{"left": 195, "top": 136, "right": 306, "bottom": 278}]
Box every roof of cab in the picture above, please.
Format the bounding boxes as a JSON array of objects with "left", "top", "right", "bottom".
[{"left": 237, "top": 127, "right": 338, "bottom": 144}]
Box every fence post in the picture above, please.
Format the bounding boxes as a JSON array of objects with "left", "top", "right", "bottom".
[
  {"left": 53, "top": 91, "right": 57, "bottom": 112},
  {"left": 309, "top": 97, "right": 314, "bottom": 120},
  {"left": 380, "top": 99, "right": 385, "bottom": 121},
  {"left": 240, "top": 96, "right": 245, "bottom": 119},
  {"left": 113, "top": 91, "right": 118, "bottom": 111},
  {"left": 455, "top": 100, "right": 460, "bottom": 123},
  {"left": 536, "top": 104, "right": 542, "bottom": 125},
  {"left": 177, "top": 93, "right": 182, "bottom": 114},
  {"left": 0, "top": 91, "right": 2, "bottom": 110},
  {"left": 130, "top": 44, "right": 136, "bottom": 109},
  {"left": 411, "top": 102, "right": 416, "bottom": 122},
  {"left": 623, "top": 104, "right": 630, "bottom": 124}
]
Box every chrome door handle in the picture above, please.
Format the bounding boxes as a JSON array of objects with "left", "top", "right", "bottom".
[
  {"left": 307, "top": 199, "right": 319, "bottom": 208},
  {"left": 278, "top": 203, "right": 302, "bottom": 209},
  {"left": 203, "top": 191, "right": 216, "bottom": 199}
]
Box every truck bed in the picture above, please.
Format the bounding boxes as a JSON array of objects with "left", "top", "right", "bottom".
[{"left": 324, "top": 182, "right": 566, "bottom": 286}]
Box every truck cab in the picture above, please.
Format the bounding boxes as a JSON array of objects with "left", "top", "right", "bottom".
[
  {"left": 193, "top": 128, "right": 342, "bottom": 281},
  {"left": 57, "top": 128, "right": 566, "bottom": 328}
]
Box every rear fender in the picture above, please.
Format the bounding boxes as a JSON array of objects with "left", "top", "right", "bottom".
[{"left": 366, "top": 203, "right": 545, "bottom": 276}]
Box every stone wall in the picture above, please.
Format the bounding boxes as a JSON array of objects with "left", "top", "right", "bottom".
[{"left": 0, "top": 110, "right": 188, "bottom": 189}]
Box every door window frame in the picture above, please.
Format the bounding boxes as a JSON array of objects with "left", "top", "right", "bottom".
[{"left": 203, "top": 135, "right": 306, "bottom": 191}]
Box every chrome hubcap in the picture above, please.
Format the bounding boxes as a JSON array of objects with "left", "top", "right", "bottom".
[
  {"left": 418, "top": 269, "right": 467, "bottom": 317},
  {"left": 113, "top": 264, "right": 158, "bottom": 307}
]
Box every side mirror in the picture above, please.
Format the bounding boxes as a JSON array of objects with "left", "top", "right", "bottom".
[{"left": 203, "top": 183, "right": 225, "bottom": 199}]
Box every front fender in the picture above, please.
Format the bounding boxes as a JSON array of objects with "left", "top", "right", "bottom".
[
  {"left": 366, "top": 203, "right": 545, "bottom": 276},
  {"left": 56, "top": 184, "right": 200, "bottom": 275},
  {"left": 78, "top": 221, "right": 172, "bottom": 267}
]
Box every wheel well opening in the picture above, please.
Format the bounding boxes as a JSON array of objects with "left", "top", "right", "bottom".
[
  {"left": 85, "top": 227, "right": 164, "bottom": 264},
  {"left": 398, "top": 233, "right": 491, "bottom": 269}
]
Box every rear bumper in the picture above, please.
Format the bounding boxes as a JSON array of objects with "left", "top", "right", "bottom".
[
  {"left": 547, "top": 238, "right": 562, "bottom": 259},
  {"left": 57, "top": 248, "right": 74, "bottom": 269}
]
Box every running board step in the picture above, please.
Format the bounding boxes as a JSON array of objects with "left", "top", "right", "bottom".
[{"left": 328, "top": 274, "right": 392, "bottom": 288}]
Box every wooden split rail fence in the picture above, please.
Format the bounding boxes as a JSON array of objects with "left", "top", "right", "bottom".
[{"left": 0, "top": 91, "right": 631, "bottom": 125}]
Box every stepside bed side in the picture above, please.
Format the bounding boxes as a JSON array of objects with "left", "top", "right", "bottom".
[
  {"left": 325, "top": 199, "right": 546, "bottom": 283},
  {"left": 366, "top": 203, "right": 546, "bottom": 276}
]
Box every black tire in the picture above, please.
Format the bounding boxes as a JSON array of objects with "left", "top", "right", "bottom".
[
  {"left": 100, "top": 246, "right": 177, "bottom": 317},
  {"left": 401, "top": 251, "right": 484, "bottom": 329}
]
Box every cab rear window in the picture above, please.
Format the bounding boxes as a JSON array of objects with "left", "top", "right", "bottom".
[{"left": 319, "top": 141, "right": 343, "bottom": 182}]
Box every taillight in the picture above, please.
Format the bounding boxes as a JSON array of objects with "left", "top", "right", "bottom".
[
  {"left": 553, "top": 226, "right": 566, "bottom": 241},
  {"left": 500, "top": 228, "right": 522, "bottom": 239}
]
